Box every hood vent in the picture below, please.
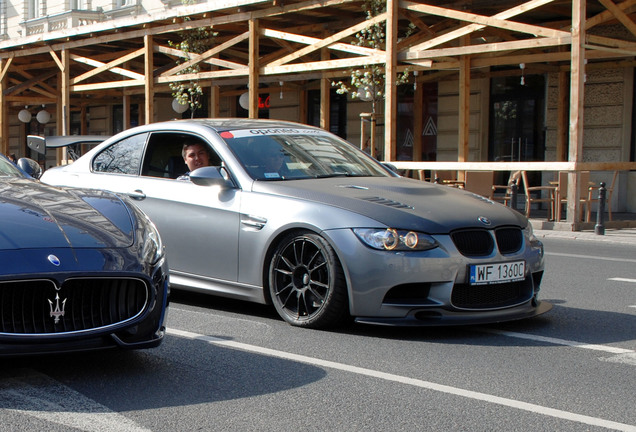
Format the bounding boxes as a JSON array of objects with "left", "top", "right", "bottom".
[{"left": 361, "top": 196, "right": 414, "bottom": 210}]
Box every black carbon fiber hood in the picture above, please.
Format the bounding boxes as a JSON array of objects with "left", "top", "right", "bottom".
[{"left": 252, "top": 176, "right": 527, "bottom": 233}]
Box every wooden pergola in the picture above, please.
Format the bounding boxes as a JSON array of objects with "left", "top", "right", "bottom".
[{"left": 1, "top": 0, "right": 636, "bottom": 229}]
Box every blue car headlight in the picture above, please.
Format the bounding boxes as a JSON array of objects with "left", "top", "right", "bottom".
[
  {"left": 141, "top": 216, "right": 164, "bottom": 265},
  {"left": 353, "top": 228, "right": 438, "bottom": 251}
]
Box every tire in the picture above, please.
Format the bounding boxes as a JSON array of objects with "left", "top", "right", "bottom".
[{"left": 268, "top": 232, "right": 349, "bottom": 328}]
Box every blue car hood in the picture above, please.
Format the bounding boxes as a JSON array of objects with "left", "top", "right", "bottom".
[
  {"left": 253, "top": 176, "right": 527, "bottom": 233},
  {"left": 0, "top": 179, "right": 134, "bottom": 250}
]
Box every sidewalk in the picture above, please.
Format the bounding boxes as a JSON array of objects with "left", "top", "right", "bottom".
[{"left": 529, "top": 211, "right": 636, "bottom": 245}]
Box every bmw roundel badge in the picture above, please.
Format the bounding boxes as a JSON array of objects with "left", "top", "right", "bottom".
[
  {"left": 478, "top": 216, "right": 491, "bottom": 226},
  {"left": 47, "top": 254, "right": 61, "bottom": 266}
]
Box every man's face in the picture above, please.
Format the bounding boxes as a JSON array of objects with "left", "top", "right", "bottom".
[{"left": 183, "top": 144, "right": 210, "bottom": 171}]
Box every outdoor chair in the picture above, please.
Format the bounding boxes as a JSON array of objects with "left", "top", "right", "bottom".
[
  {"left": 490, "top": 170, "right": 521, "bottom": 206},
  {"left": 553, "top": 171, "right": 593, "bottom": 222},
  {"left": 463, "top": 171, "right": 494, "bottom": 197},
  {"left": 520, "top": 170, "right": 557, "bottom": 219}
]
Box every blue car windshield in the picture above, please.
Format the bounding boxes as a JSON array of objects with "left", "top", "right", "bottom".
[{"left": 221, "top": 128, "right": 390, "bottom": 181}]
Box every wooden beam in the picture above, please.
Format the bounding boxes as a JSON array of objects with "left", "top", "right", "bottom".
[
  {"left": 320, "top": 47, "right": 330, "bottom": 131},
  {"left": 402, "top": 1, "right": 569, "bottom": 39},
  {"left": 566, "top": 0, "right": 586, "bottom": 228},
  {"left": 0, "top": 59, "right": 7, "bottom": 156},
  {"left": 248, "top": 19, "right": 259, "bottom": 118},
  {"left": 458, "top": 36, "right": 470, "bottom": 168},
  {"left": 585, "top": 0, "right": 636, "bottom": 30},
  {"left": 403, "top": 36, "right": 571, "bottom": 61},
  {"left": 144, "top": 34, "right": 154, "bottom": 125},
  {"left": 598, "top": 0, "right": 636, "bottom": 38},
  {"left": 267, "top": 12, "right": 388, "bottom": 67},
  {"left": 71, "top": 54, "right": 145, "bottom": 81},
  {"left": 70, "top": 48, "right": 145, "bottom": 85},
  {"left": 385, "top": 0, "right": 398, "bottom": 161},
  {"left": 404, "top": 0, "right": 557, "bottom": 53},
  {"left": 161, "top": 32, "right": 249, "bottom": 77},
  {"left": 261, "top": 28, "right": 382, "bottom": 58}
]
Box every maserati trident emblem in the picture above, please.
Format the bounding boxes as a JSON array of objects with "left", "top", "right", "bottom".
[
  {"left": 478, "top": 216, "right": 491, "bottom": 226},
  {"left": 48, "top": 293, "right": 67, "bottom": 324},
  {"left": 47, "top": 254, "right": 61, "bottom": 266}
]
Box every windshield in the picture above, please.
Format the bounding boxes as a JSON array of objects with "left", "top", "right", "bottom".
[
  {"left": 221, "top": 128, "right": 390, "bottom": 181},
  {"left": 0, "top": 156, "right": 27, "bottom": 178}
]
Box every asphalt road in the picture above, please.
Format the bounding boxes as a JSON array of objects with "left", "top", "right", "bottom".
[{"left": 1, "top": 236, "right": 634, "bottom": 432}]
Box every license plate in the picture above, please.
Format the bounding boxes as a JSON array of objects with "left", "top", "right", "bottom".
[{"left": 469, "top": 261, "right": 525, "bottom": 285}]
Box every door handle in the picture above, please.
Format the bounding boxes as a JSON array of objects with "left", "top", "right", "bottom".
[{"left": 127, "top": 189, "right": 146, "bottom": 200}]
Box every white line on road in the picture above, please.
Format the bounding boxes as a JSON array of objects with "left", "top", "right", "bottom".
[
  {"left": 476, "top": 328, "right": 634, "bottom": 354},
  {"left": 609, "top": 277, "right": 636, "bottom": 283},
  {"left": 545, "top": 252, "right": 636, "bottom": 263},
  {"left": 0, "top": 370, "right": 150, "bottom": 432},
  {"left": 168, "top": 328, "right": 636, "bottom": 432}
]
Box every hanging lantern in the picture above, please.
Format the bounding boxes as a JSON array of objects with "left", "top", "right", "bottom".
[
  {"left": 18, "top": 107, "right": 32, "bottom": 123},
  {"left": 356, "top": 86, "right": 373, "bottom": 102},
  {"left": 36, "top": 108, "right": 51, "bottom": 124},
  {"left": 172, "top": 99, "right": 189, "bottom": 114},
  {"left": 238, "top": 92, "right": 249, "bottom": 110}
]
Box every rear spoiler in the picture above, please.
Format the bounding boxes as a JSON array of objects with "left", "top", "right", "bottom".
[{"left": 27, "top": 135, "right": 109, "bottom": 160}]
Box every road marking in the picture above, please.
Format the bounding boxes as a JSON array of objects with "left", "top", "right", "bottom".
[
  {"left": 545, "top": 252, "right": 636, "bottom": 264},
  {"left": 168, "top": 328, "right": 636, "bottom": 432},
  {"left": 0, "top": 370, "right": 150, "bottom": 432},
  {"left": 476, "top": 328, "right": 634, "bottom": 354},
  {"left": 609, "top": 277, "right": 636, "bottom": 283}
]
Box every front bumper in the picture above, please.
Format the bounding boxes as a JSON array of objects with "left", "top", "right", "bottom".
[{"left": 324, "top": 228, "right": 549, "bottom": 326}]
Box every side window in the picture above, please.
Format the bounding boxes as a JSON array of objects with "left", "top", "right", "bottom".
[
  {"left": 92, "top": 133, "right": 147, "bottom": 175},
  {"left": 141, "top": 132, "right": 221, "bottom": 179}
]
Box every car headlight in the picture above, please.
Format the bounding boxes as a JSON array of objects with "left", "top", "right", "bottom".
[
  {"left": 142, "top": 216, "right": 164, "bottom": 265},
  {"left": 353, "top": 228, "right": 438, "bottom": 251}
]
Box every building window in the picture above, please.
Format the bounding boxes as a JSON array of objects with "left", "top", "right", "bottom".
[
  {"left": 28, "top": 0, "right": 41, "bottom": 19},
  {"left": 71, "top": 0, "right": 90, "bottom": 10}
]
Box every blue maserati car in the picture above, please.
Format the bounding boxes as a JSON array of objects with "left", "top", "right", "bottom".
[{"left": 0, "top": 154, "right": 168, "bottom": 355}]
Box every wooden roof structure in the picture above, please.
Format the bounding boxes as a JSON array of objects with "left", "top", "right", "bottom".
[{"left": 2, "top": 0, "right": 636, "bottom": 227}]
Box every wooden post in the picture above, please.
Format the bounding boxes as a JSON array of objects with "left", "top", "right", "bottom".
[
  {"left": 0, "top": 58, "right": 7, "bottom": 156},
  {"left": 248, "top": 19, "right": 259, "bottom": 119},
  {"left": 458, "top": 36, "right": 471, "bottom": 182},
  {"left": 567, "top": 0, "right": 586, "bottom": 229},
  {"left": 384, "top": 0, "right": 398, "bottom": 161},
  {"left": 320, "top": 47, "right": 330, "bottom": 131},
  {"left": 60, "top": 49, "right": 70, "bottom": 164},
  {"left": 144, "top": 35, "right": 154, "bottom": 125}
]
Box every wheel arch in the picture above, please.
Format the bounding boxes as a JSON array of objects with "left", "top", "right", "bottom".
[{"left": 260, "top": 227, "right": 353, "bottom": 316}]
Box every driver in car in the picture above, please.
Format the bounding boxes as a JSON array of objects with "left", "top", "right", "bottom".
[{"left": 177, "top": 141, "right": 211, "bottom": 181}]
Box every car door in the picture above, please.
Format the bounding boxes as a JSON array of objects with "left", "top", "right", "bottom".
[{"left": 89, "top": 131, "right": 241, "bottom": 285}]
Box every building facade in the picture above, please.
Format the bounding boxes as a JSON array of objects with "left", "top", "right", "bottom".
[{"left": 1, "top": 0, "right": 635, "bottom": 224}]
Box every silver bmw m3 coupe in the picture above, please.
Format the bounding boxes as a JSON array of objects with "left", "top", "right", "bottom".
[{"left": 40, "top": 119, "right": 550, "bottom": 328}]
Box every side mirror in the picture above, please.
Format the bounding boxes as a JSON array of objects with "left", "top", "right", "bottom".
[
  {"left": 17, "top": 158, "right": 43, "bottom": 179},
  {"left": 189, "top": 166, "right": 234, "bottom": 188}
]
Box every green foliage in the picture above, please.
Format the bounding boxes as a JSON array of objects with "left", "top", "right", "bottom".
[
  {"left": 168, "top": 0, "right": 217, "bottom": 117},
  {"left": 332, "top": 0, "right": 412, "bottom": 113}
]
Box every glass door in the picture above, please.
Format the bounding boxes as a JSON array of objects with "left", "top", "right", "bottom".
[{"left": 489, "top": 74, "right": 546, "bottom": 185}]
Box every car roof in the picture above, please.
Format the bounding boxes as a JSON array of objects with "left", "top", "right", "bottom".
[{"left": 153, "top": 118, "right": 321, "bottom": 134}]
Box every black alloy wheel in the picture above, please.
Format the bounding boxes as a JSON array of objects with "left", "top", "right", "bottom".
[{"left": 268, "top": 232, "right": 349, "bottom": 328}]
